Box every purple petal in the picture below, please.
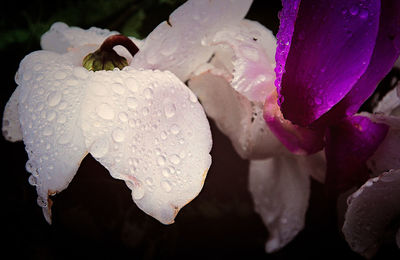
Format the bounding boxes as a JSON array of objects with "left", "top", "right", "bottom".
[
  {"left": 264, "top": 92, "right": 325, "bottom": 155},
  {"left": 320, "top": 0, "right": 400, "bottom": 122},
  {"left": 276, "top": 0, "right": 380, "bottom": 126},
  {"left": 343, "top": 169, "right": 400, "bottom": 258},
  {"left": 325, "top": 115, "right": 388, "bottom": 193}
]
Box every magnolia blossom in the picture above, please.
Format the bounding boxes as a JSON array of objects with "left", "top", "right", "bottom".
[{"left": 2, "top": 22, "right": 213, "bottom": 224}]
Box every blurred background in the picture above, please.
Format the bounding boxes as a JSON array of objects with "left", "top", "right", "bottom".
[{"left": 1, "top": 0, "right": 399, "bottom": 259}]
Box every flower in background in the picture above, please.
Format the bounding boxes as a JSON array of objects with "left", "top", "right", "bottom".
[{"left": 264, "top": 0, "right": 400, "bottom": 256}]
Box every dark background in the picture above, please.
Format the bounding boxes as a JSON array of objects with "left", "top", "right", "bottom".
[{"left": 1, "top": 0, "right": 399, "bottom": 259}]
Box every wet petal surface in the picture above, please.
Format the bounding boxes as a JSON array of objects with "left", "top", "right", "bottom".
[
  {"left": 2, "top": 85, "right": 23, "bottom": 142},
  {"left": 81, "top": 68, "right": 212, "bottom": 224},
  {"left": 249, "top": 155, "right": 311, "bottom": 252},
  {"left": 343, "top": 169, "right": 400, "bottom": 258},
  {"left": 277, "top": 0, "right": 380, "bottom": 126},
  {"left": 131, "top": 0, "right": 252, "bottom": 81}
]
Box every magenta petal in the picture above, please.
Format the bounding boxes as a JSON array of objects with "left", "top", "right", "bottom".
[
  {"left": 324, "top": 0, "right": 400, "bottom": 121},
  {"left": 264, "top": 92, "right": 325, "bottom": 155},
  {"left": 325, "top": 116, "right": 388, "bottom": 193},
  {"left": 277, "top": 0, "right": 380, "bottom": 126}
]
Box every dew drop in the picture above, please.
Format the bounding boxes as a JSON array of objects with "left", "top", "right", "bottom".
[
  {"left": 126, "top": 97, "right": 138, "bottom": 110},
  {"left": 143, "top": 88, "right": 154, "bottom": 100},
  {"left": 112, "top": 128, "right": 125, "bottom": 142},
  {"left": 125, "top": 77, "right": 138, "bottom": 93},
  {"left": 96, "top": 103, "right": 115, "bottom": 120},
  {"left": 47, "top": 91, "right": 62, "bottom": 107},
  {"left": 157, "top": 155, "right": 166, "bottom": 166},
  {"left": 188, "top": 91, "right": 198, "bottom": 103},
  {"left": 132, "top": 184, "right": 145, "bottom": 200},
  {"left": 54, "top": 71, "right": 67, "bottom": 80},
  {"left": 170, "top": 154, "right": 181, "bottom": 165},
  {"left": 118, "top": 112, "right": 128, "bottom": 122},
  {"left": 57, "top": 114, "right": 67, "bottom": 124},
  {"left": 161, "top": 180, "right": 172, "bottom": 193},
  {"left": 171, "top": 124, "right": 180, "bottom": 135},
  {"left": 145, "top": 177, "right": 154, "bottom": 185},
  {"left": 349, "top": 5, "right": 359, "bottom": 16},
  {"left": 142, "top": 107, "right": 150, "bottom": 116},
  {"left": 111, "top": 83, "right": 125, "bottom": 95},
  {"left": 161, "top": 131, "right": 168, "bottom": 140},
  {"left": 90, "top": 138, "right": 109, "bottom": 158},
  {"left": 162, "top": 168, "right": 171, "bottom": 178},
  {"left": 164, "top": 102, "right": 176, "bottom": 118},
  {"left": 28, "top": 175, "right": 37, "bottom": 186},
  {"left": 43, "top": 127, "right": 53, "bottom": 136},
  {"left": 46, "top": 111, "right": 56, "bottom": 121}
]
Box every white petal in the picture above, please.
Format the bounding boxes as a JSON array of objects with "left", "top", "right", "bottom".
[
  {"left": 249, "top": 156, "right": 311, "bottom": 253},
  {"left": 209, "top": 20, "right": 277, "bottom": 103},
  {"left": 131, "top": 0, "right": 252, "bottom": 81},
  {"left": 373, "top": 87, "right": 400, "bottom": 116},
  {"left": 2, "top": 85, "right": 23, "bottom": 142},
  {"left": 343, "top": 169, "right": 400, "bottom": 258},
  {"left": 80, "top": 68, "right": 212, "bottom": 224},
  {"left": 189, "top": 72, "right": 286, "bottom": 159},
  {"left": 367, "top": 114, "right": 400, "bottom": 176},
  {"left": 16, "top": 50, "right": 88, "bottom": 223},
  {"left": 40, "top": 22, "right": 143, "bottom": 57}
]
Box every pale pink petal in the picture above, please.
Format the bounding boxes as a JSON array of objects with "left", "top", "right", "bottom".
[
  {"left": 343, "top": 169, "right": 400, "bottom": 258},
  {"left": 189, "top": 72, "right": 286, "bottom": 159},
  {"left": 2, "top": 85, "right": 23, "bottom": 142},
  {"left": 208, "top": 20, "right": 277, "bottom": 103},
  {"left": 373, "top": 87, "right": 400, "bottom": 116},
  {"left": 40, "top": 22, "right": 142, "bottom": 61},
  {"left": 249, "top": 155, "right": 313, "bottom": 253},
  {"left": 131, "top": 0, "right": 252, "bottom": 81},
  {"left": 15, "top": 50, "right": 89, "bottom": 223},
  {"left": 80, "top": 68, "right": 212, "bottom": 224}
]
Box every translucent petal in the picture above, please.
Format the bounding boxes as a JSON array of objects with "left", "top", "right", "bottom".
[
  {"left": 80, "top": 68, "right": 212, "bottom": 224},
  {"left": 343, "top": 169, "right": 400, "bottom": 258},
  {"left": 16, "top": 50, "right": 88, "bottom": 223},
  {"left": 189, "top": 72, "right": 286, "bottom": 159},
  {"left": 2, "top": 85, "right": 23, "bottom": 142},
  {"left": 131, "top": 0, "right": 252, "bottom": 81},
  {"left": 208, "top": 20, "right": 277, "bottom": 103},
  {"left": 249, "top": 155, "right": 313, "bottom": 252},
  {"left": 40, "top": 22, "right": 143, "bottom": 60}
]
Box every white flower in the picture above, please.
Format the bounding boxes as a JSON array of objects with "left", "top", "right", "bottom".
[{"left": 2, "top": 20, "right": 212, "bottom": 225}]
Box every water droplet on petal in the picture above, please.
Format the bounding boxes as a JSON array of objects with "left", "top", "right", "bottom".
[
  {"left": 54, "top": 71, "right": 67, "bottom": 80},
  {"left": 349, "top": 5, "right": 359, "bottom": 16},
  {"left": 143, "top": 88, "right": 154, "bottom": 100},
  {"left": 157, "top": 155, "right": 166, "bottom": 166},
  {"left": 73, "top": 67, "right": 89, "bottom": 79},
  {"left": 111, "top": 83, "right": 125, "bottom": 95},
  {"left": 162, "top": 168, "right": 171, "bottom": 178},
  {"left": 96, "top": 103, "right": 115, "bottom": 120},
  {"left": 57, "top": 114, "right": 67, "bottom": 124},
  {"left": 43, "top": 127, "right": 53, "bottom": 136},
  {"left": 171, "top": 124, "right": 180, "bottom": 135},
  {"left": 145, "top": 177, "right": 153, "bottom": 185},
  {"left": 142, "top": 107, "right": 150, "bottom": 116},
  {"left": 46, "top": 111, "right": 56, "bottom": 121},
  {"left": 37, "top": 197, "right": 48, "bottom": 208},
  {"left": 161, "top": 180, "right": 172, "bottom": 193},
  {"left": 47, "top": 91, "right": 62, "bottom": 107},
  {"left": 132, "top": 184, "right": 145, "bottom": 200},
  {"left": 188, "top": 91, "right": 198, "bottom": 103},
  {"left": 28, "top": 175, "right": 37, "bottom": 186},
  {"left": 90, "top": 138, "right": 109, "bottom": 158},
  {"left": 126, "top": 97, "right": 138, "bottom": 110},
  {"left": 161, "top": 131, "right": 168, "bottom": 140},
  {"left": 164, "top": 102, "right": 176, "bottom": 118},
  {"left": 118, "top": 112, "right": 128, "bottom": 122},
  {"left": 169, "top": 154, "right": 180, "bottom": 165},
  {"left": 112, "top": 128, "right": 125, "bottom": 142}
]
